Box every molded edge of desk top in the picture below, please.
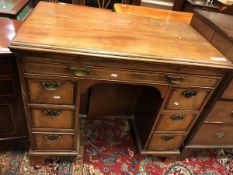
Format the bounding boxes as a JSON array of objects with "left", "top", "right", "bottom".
[
  {"left": 10, "top": 2, "right": 233, "bottom": 70},
  {"left": 10, "top": 42, "right": 233, "bottom": 69}
]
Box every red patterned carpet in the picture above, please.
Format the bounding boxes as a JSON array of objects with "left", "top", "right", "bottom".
[{"left": 0, "top": 119, "right": 232, "bottom": 175}]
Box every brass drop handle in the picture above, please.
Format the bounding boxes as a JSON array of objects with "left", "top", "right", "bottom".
[
  {"left": 45, "top": 135, "right": 61, "bottom": 141},
  {"left": 41, "top": 81, "right": 60, "bottom": 90},
  {"left": 42, "top": 109, "right": 61, "bottom": 118},
  {"left": 161, "top": 135, "right": 174, "bottom": 141},
  {"left": 170, "top": 114, "right": 185, "bottom": 120},
  {"left": 231, "top": 111, "right": 233, "bottom": 117},
  {"left": 216, "top": 131, "right": 225, "bottom": 138},
  {"left": 69, "top": 66, "right": 91, "bottom": 77},
  {"left": 166, "top": 75, "right": 184, "bottom": 85},
  {"left": 182, "top": 90, "right": 197, "bottom": 98}
]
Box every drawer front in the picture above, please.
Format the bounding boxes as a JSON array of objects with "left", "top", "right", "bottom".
[
  {"left": 24, "top": 62, "right": 218, "bottom": 87},
  {"left": 190, "top": 123, "right": 233, "bottom": 145},
  {"left": 83, "top": 68, "right": 218, "bottom": 87},
  {"left": 211, "top": 32, "right": 232, "bottom": 57},
  {"left": 221, "top": 79, "right": 233, "bottom": 99},
  {"left": 24, "top": 62, "right": 79, "bottom": 76},
  {"left": 34, "top": 133, "right": 73, "bottom": 150},
  {"left": 148, "top": 134, "right": 184, "bottom": 151},
  {"left": 205, "top": 101, "right": 233, "bottom": 123},
  {"left": 165, "top": 88, "right": 210, "bottom": 110},
  {"left": 31, "top": 108, "right": 75, "bottom": 129},
  {"left": 156, "top": 114, "right": 196, "bottom": 131},
  {"left": 28, "top": 79, "right": 74, "bottom": 105}
]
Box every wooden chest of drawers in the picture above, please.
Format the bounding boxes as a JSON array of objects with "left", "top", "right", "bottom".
[
  {"left": 181, "top": 10, "right": 233, "bottom": 158},
  {"left": 9, "top": 2, "right": 233, "bottom": 159},
  {"left": 185, "top": 75, "right": 233, "bottom": 150}
]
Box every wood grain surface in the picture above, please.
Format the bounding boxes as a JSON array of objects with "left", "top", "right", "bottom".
[{"left": 114, "top": 3, "right": 193, "bottom": 24}]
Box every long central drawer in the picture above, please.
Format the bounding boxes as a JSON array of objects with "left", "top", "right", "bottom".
[{"left": 24, "top": 61, "right": 219, "bottom": 87}]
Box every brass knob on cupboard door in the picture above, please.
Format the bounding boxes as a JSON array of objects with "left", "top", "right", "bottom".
[
  {"left": 166, "top": 75, "right": 184, "bottom": 85},
  {"left": 231, "top": 111, "right": 233, "bottom": 117},
  {"left": 42, "top": 109, "right": 61, "bottom": 118},
  {"left": 69, "top": 66, "right": 91, "bottom": 77},
  {"left": 45, "top": 135, "right": 61, "bottom": 141},
  {"left": 41, "top": 81, "right": 60, "bottom": 90}
]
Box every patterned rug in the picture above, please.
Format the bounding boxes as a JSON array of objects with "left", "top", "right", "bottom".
[{"left": 0, "top": 119, "right": 232, "bottom": 175}]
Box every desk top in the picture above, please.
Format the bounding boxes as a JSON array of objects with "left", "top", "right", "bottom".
[
  {"left": 10, "top": 2, "right": 233, "bottom": 69},
  {"left": 0, "top": 18, "right": 22, "bottom": 54},
  {"left": 114, "top": 3, "right": 193, "bottom": 24}
]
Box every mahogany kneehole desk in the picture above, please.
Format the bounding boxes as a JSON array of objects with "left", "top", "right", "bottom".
[{"left": 10, "top": 2, "right": 233, "bottom": 160}]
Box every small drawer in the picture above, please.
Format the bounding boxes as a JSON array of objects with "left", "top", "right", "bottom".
[
  {"left": 28, "top": 79, "right": 74, "bottom": 105},
  {"left": 190, "top": 123, "right": 233, "bottom": 145},
  {"left": 24, "top": 61, "right": 80, "bottom": 76},
  {"left": 211, "top": 32, "right": 232, "bottom": 57},
  {"left": 24, "top": 61, "right": 219, "bottom": 87},
  {"left": 165, "top": 88, "right": 210, "bottom": 110},
  {"left": 31, "top": 108, "right": 75, "bottom": 129},
  {"left": 155, "top": 114, "right": 196, "bottom": 131},
  {"left": 148, "top": 134, "right": 184, "bottom": 151},
  {"left": 205, "top": 101, "right": 233, "bottom": 123},
  {"left": 33, "top": 133, "right": 74, "bottom": 150},
  {"left": 221, "top": 79, "right": 233, "bottom": 99}
]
